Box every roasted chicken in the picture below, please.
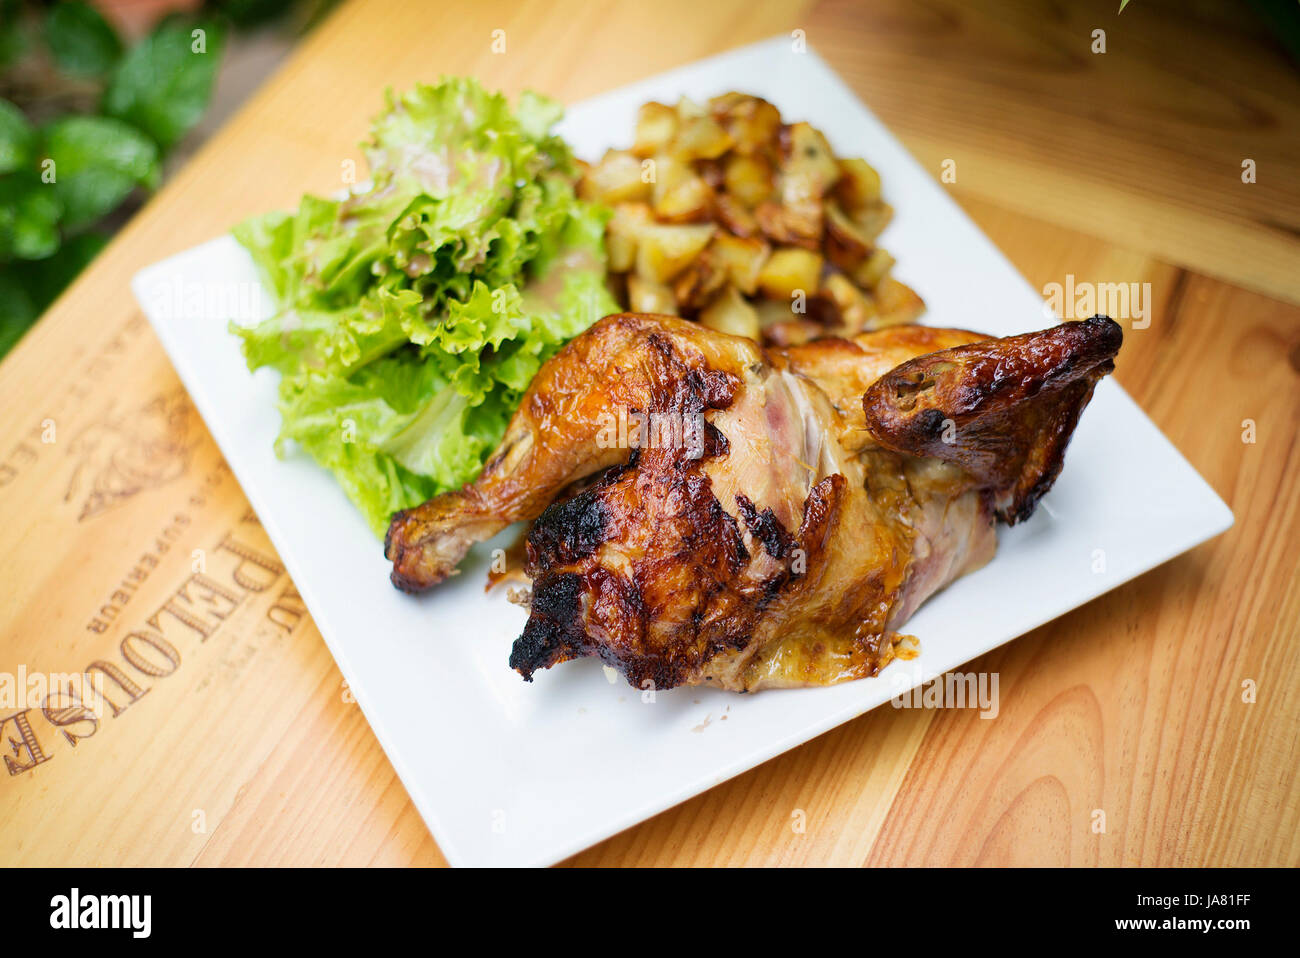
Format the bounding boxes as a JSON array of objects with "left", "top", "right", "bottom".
[{"left": 386, "top": 313, "right": 1120, "bottom": 692}]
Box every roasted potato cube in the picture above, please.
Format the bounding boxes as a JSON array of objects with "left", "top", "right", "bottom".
[
  {"left": 653, "top": 174, "right": 714, "bottom": 223},
  {"left": 633, "top": 102, "right": 679, "bottom": 157},
  {"left": 675, "top": 96, "right": 708, "bottom": 120},
  {"left": 723, "top": 154, "right": 774, "bottom": 208},
  {"left": 699, "top": 285, "right": 760, "bottom": 341},
  {"left": 851, "top": 202, "right": 894, "bottom": 243},
  {"left": 603, "top": 94, "right": 916, "bottom": 337},
  {"left": 627, "top": 274, "right": 679, "bottom": 315},
  {"left": 579, "top": 149, "right": 652, "bottom": 205},
  {"left": 756, "top": 198, "right": 823, "bottom": 249},
  {"left": 852, "top": 247, "right": 895, "bottom": 290},
  {"left": 649, "top": 154, "right": 694, "bottom": 206},
  {"left": 835, "top": 157, "right": 882, "bottom": 212},
  {"left": 673, "top": 113, "right": 734, "bottom": 161},
  {"left": 707, "top": 92, "right": 749, "bottom": 115},
  {"left": 871, "top": 276, "right": 925, "bottom": 328},
  {"left": 696, "top": 157, "right": 726, "bottom": 191},
  {"left": 635, "top": 222, "right": 716, "bottom": 283},
  {"left": 606, "top": 203, "right": 652, "bottom": 273},
  {"left": 757, "top": 247, "right": 824, "bottom": 301},
  {"left": 821, "top": 272, "right": 876, "bottom": 334},
  {"left": 711, "top": 93, "right": 782, "bottom": 155},
  {"left": 762, "top": 319, "right": 823, "bottom": 347},
  {"left": 780, "top": 122, "right": 841, "bottom": 201},
  {"left": 823, "top": 202, "right": 873, "bottom": 272},
  {"left": 673, "top": 248, "right": 729, "bottom": 312},
  {"left": 709, "top": 234, "right": 770, "bottom": 295},
  {"left": 715, "top": 194, "right": 760, "bottom": 238},
  {"left": 754, "top": 298, "right": 796, "bottom": 329}
]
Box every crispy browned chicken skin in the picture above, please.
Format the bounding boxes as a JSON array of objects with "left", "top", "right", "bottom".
[{"left": 386, "top": 313, "right": 1120, "bottom": 691}]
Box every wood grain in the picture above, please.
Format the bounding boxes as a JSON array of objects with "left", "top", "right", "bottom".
[
  {"left": 806, "top": 0, "right": 1300, "bottom": 306},
  {"left": 0, "top": 0, "right": 1296, "bottom": 867}
]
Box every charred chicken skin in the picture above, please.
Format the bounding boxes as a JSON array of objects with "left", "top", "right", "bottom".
[{"left": 386, "top": 313, "right": 1121, "bottom": 691}]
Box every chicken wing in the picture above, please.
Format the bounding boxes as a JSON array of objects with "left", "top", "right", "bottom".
[{"left": 386, "top": 313, "right": 1120, "bottom": 691}]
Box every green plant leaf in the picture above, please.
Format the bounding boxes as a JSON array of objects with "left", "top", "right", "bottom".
[
  {"left": 0, "top": 172, "right": 63, "bottom": 260},
  {"left": 0, "top": 232, "right": 106, "bottom": 359},
  {"left": 0, "top": 0, "right": 30, "bottom": 71},
  {"left": 0, "top": 98, "right": 36, "bottom": 174},
  {"left": 102, "top": 19, "right": 224, "bottom": 150},
  {"left": 27, "top": 230, "right": 108, "bottom": 309},
  {"left": 45, "top": 1, "right": 123, "bottom": 77},
  {"left": 0, "top": 266, "right": 38, "bottom": 358},
  {"left": 41, "top": 114, "right": 159, "bottom": 228},
  {"left": 217, "top": 0, "right": 297, "bottom": 30}
]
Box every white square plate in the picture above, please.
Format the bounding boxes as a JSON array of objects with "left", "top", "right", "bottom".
[{"left": 132, "top": 37, "right": 1232, "bottom": 866}]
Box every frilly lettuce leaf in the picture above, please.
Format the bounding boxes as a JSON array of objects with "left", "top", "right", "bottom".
[{"left": 231, "top": 77, "right": 614, "bottom": 536}]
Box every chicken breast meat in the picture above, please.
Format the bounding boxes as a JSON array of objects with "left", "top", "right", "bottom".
[{"left": 386, "top": 312, "right": 1121, "bottom": 692}]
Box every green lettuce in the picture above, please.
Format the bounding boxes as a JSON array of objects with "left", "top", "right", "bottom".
[{"left": 231, "top": 78, "right": 614, "bottom": 536}]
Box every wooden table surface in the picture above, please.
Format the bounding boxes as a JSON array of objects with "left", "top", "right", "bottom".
[{"left": 1, "top": 0, "right": 1297, "bottom": 867}]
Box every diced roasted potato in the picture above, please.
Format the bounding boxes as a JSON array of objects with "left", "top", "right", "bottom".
[
  {"left": 834, "top": 157, "right": 882, "bottom": 212},
  {"left": 699, "top": 285, "right": 760, "bottom": 340},
  {"left": 871, "top": 276, "right": 925, "bottom": 328},
  {"left": 763, "top": 319, "right": 824, "bottom": 347},
  {"left": 706, "top": 91, "right": 749, "bottom": 115},
  {"left": 852, "top": 247, "right": 895, "bottom": 290},
  {"left": 755, "top": 198, "right": 823, "bottom": 249},
  {"left": 673, "top": 248, "right": 729, "bottom": 312},
  {"left": 648, "top": 154, "right": 694, "bottom": 207},
  {"left": 821, "top": 272, "right": 876, "bottom": 334},
  {"left": 780, "top": 122, "right": 841, "bottom": 203},
  {"left": 606, "top": 202, "right": 653, "bottom": 273},
  {"left": 675, "top": 96, "right": 708, "bottom": 120},
  {"left": 594, "top": 91, "right": 921, "bottom": 342},
  {"left": 710, "top": 93, "right": 782, "bottom": 155},
  {"left": 757, "top": 247, "right": 824, "bottom": 301},
  {"left": 627, "top": 274, "right": 679, "bottom": 315},
  {"left": 709, "top": 233, "right": 770, "bottom": 295},
  {"left": 673, "top": 114, "right": 734, "bottom": 161},
  {"left": 715, "top": 194, "right": 760, "bottom": 238},
  {"left": 823, "top": 202, "right": 873, "bottom": 272},
  {"left": 851, "top": 202, "right": 893, "bottom": 243},
  {"left": 579, "top": 149, "right": 651, "bottom": 205},
  {"left": 653, "top": 174, "right": 714, "bottom": 223},
  {"left": 635, "top": 222, "right": 716, "bottom": 283},
  {"left": 632, "top": 102, "right": 679, "bottom": 157},
  {"left": 754, "top": 298, "right": 797, "bottom": 329},
  {"left": 696, "top": 157, "right": 726, "bottom": 191},
  {"left": 723, "top": 154, "right": 774, "bottom": 208}
]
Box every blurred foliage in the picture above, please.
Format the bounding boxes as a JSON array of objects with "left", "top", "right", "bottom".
[{"left": 0, "top": 0, "right": 334, "bottom": 360}]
